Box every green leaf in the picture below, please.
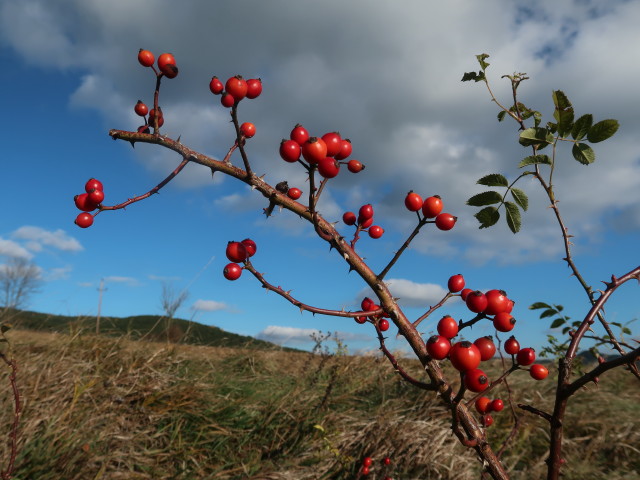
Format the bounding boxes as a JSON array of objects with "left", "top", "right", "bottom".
[
  {"left": 510, "top": 188, "right": 529, "bottom": 211},
  {"left": 461, "top": 71, "right": 485, "bottom": 82},
  {"left": 530, "top": 302, "right": 551, "bottom": 310},
  {"left": 572, "top": 143, "right": 596, "bottom": 165},
  {"left": 497, "top": 111, "right": 507, "bottom": 122},
  {"left": 519, "top": 127, "right": 554, "bottom": 148},
  {"left": 622, "top": 327, "right": 632, "bottom": 335},
  {"left": 533, "top": 111, "right": 542, "bottom": 128},
  {"left": 476, "top": 53, "right": 490, "bottom": 70},
  {"left": 552, "top": 90, "right": 574, "bottom": 137},
  {"left": 504, "top": 201, "right": 521, "bottom": 233},
  {"left": 477, "top": 173, "right": 509, "bottom": 187},
  {"left": 571, "top": 114, "right": 593, "bottom": 141},
  {"left": 467, "top": 191, "right": 503, "bottom": 207},
  {"left": 587, "top": 119, "right": 619, "bottom": 143},
  {"left": 540, "top": 309, "right": 557, "bottom": 319},
  {"left": 556, "top": 305, "right": 564, "bottom": 312},
  {"left": 562, "top": 326, "right": 571, "bottom": 334},
  {"left": 474, "top": 206, "right": 500, "bottom": 229},
  {"left": 518, "top": 154, "right": 552, "bottom": 168},
  {"left": 550, "top": 318, "right": 566, "bottom": 329}
]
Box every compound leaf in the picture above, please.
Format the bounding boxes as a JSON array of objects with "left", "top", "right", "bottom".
[
  {"left": 530, "top": 302, "right": 551, "bottom": 310},
  {"left": 550, "top": 318, "right": 566, "bottom": 329},
  {"left": 519, "top": 127, "right": 554, "bottom": 148},
  {"left": 476, "top": 53, "right": 490, "bottom": 70}
]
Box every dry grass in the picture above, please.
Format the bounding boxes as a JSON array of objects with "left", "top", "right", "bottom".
[{"left": 0, "top": 329, "right": 637, "bottom": 479}]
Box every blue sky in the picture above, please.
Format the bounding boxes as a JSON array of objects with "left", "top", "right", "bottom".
[{"left": 1, "top": 0, "right": 638, "bottom": 354}]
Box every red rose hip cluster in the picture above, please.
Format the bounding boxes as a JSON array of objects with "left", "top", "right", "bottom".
[{"left": 73, "top": 178, "right": 104, "bottom": 228}]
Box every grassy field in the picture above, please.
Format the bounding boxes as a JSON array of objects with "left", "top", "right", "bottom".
[{"left": 0, "top": 328, "right": 637, "bottom": 479}]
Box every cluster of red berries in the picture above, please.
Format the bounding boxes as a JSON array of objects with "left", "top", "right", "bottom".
[
  {"left": 354, "top": 297, "right": 390, "bottom": 331},
  {"left": 210, "top": 75, "right": 262, "bottom": 108},
  {"left": 73, "top": 178, "right": 103, "bottom": 228},
  {"left": 404, "top": 191, "right": 456, "bottom": 231},
  {"left": 426, "top": 274, "right": 549, "bottom": 406},
  {"left": 359, "top": 455, "right": 392, "bottom": 478},
  {"left": 279, "top": 125, "right": 363, "bottom": 177},
  {"left": 138, "top": 49, "right": 179, "bottom": 78},
  {"left": 343, "top": 204, "right": 384, "bottom": 239},
  {"left": 474, "top": 396, "right": 505, "bottom": 428},
  {"left": 222, "top": 239, "right": 257, "bottom": 281}
]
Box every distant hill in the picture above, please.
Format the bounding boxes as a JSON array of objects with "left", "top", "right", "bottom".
[{"left": 1, "top": 309, "right": 297, "bottom": 351}]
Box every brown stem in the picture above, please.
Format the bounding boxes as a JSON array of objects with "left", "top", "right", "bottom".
[
  {"left": 230, "top": 105, "right": 252, "bottom": 176},
  {"left": 412, "top": 292, "right": 454, "bottom": 329},
  {"left": 378, "top": 217, "right": 429, "bottom": 281}
]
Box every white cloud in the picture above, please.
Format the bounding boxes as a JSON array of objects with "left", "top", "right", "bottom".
[
  {"left": 44, "top": 266, "right": 72, "bottom": 281},
  {"left": 358, "top": 278, "right": 449, "bottom": 309},
  {"left": 104, "top": 276, "right": 140, "bottom": 286},
  {"left": 191, "top": 299, "right": 229, "bottom": 312},
  {"left": 0, "top": 238, "right": 33, "bottom": 259},
  {"left": 12, "top": 226, "right": 83, "bottom": 252},
  {"left": 256, "top": 325, "right": 371, "bottom": 345}
]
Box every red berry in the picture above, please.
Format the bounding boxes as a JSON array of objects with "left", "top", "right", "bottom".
[
  {"left": 378, "top": 319, "right": 390, "bottom": 331},
  {"left": 449, "top": 341, "right": 481, "bottom": 372},
  {"left": 358, "top": 216, "right": 374, "bottom": 229},
  {"left": 321, "top": 132, "right": 342, "bottom": 157},
  {"left": 358, "top": 204, "right": 374, "bottom": 221},
  {"left": 355, "top": 316, "right": 367, "bottom": 324},
  {"left": 241, "top": 238, "right": 257, "bottom": 258},
  {"left": 221, "top": 93, "right": 235, "bottom": 108},
  {"left": 137, "top": 49, "right": 154, "bottom": 67},
  {"left": 88, "top": 188, "right": 104, "bottom": 205},
  {"left": 287, "top": 187, "right": 302, "bottom": 200},
  {"left": 223, "top": 263, "right": 242, "bottom": 281},
  {"left": 157, "top": 53, "right": 176, "bottom": 72},
  {"left": 85, "top": 178, "right": 103, "bottom": 193},
  {"left": 343, "top": 211, "right": 357, "bottom": 225},
  {"left": 435, "top": 213, "right": 456, "bottom": 231},
  {"left": 504, "top": 336, "right": 520, "bottom": 355},
  {"left": 347, "top": 159, "right": 364, "bottom": 173},
  {"left": 240, "top": 122, "right": 256, "bottom": 138},
  {"left": 464, "top": 368, "right": 490, "bottom": 392},
  {"left": 368, "top": 225, "right": 384, "bottom": 239},
  {"left": 483, "top": 414, "right": 494, "bottom": 427},
  {"left": 246, "top": 78, "right": 262, "bottom": 99},
  {"left": 516, "top": 347, "right": 536, "bottom": 366},
  {"left": 437, "top": 316, "right": 458, "bottom": 339},
  {"left": 404, "top": 191, "right": 423, "bottom": 212},
  {"left": 362, "top": 457, "right": 373, "bottom": 467},
  {"left": 148, "top": 108, "right": 164, "bottom": 127},
  {"left": 460, "top": 288, "right": 473, "bottom": 301},
  {"left": 209, "top": 76, "right": 224, "bottom": 95},
  {"left": 226, "top": 241, "right": 248, "bottom": 263},
  {"left": 473, "top": 336, "right": 496, "bottom": 361},
  {"left": 422, "top": 195, "right": 443, "bottom": 218},
  {"left": 361, "top": 465, "right": 370, "bottom": 476},
  {"left": 484, "top": 289, "right": 509, "bottom": 316},
  {"left": 475, "top": 396, "right": 491, "bottom": 414},
  {"left": 279, "top": 139, "right": 301, "bottom": 163},
  {"left": 361, "top": 297, "right": 375, "bottom": 311},
  {"left": 447, "top": 274, "right": 465, "bottom": 293},
  {"left": 290, "top": 124, "right": 309, "bottom": 146},
  {"left": 490, "top": 399, "right": 504, "bottom": 412},
  {"left": 493, "top": 312, "right": 516, "bottom": 332},
  {"left": 382, "top": 457, "right": 391, "bottom": 466},
  {"left": 75, "top": 212, "right": 94, "bottom": 228},
  {"left": 426, "top": 335, "right": 451, "bottom": 360},
  {"left": 317, "top": 157, "right": 340, "bottom": 178},
  {"left": 134, "top": 100, "right": 148, "bottom": 117},
  {"left": 530, "top": 364, "right": 549, "bottom": 380},
  {"left": 302, "top": 137, "right": 327, "bottom": 164},
  {"left": 225, "top": 75, "right": 248, "bottom": 101},
  {"left": 504, "top": 298, "right": 515, "bottom": 314},
  {"left": 334, "top": 139, "right": 352, "bottom": 160},
  {"left": 74, "top": 193, "right": 98, "bottom": 212},
  {"left": 160, "top": 63, "right": 179, "bottom": 79},
  {"left": 466, "top": 291, "right": 488, "bottom": 313}
]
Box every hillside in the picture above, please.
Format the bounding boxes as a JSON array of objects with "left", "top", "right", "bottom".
[{"left": 2, "top": 309, "right": 294, "bottom": 351}]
